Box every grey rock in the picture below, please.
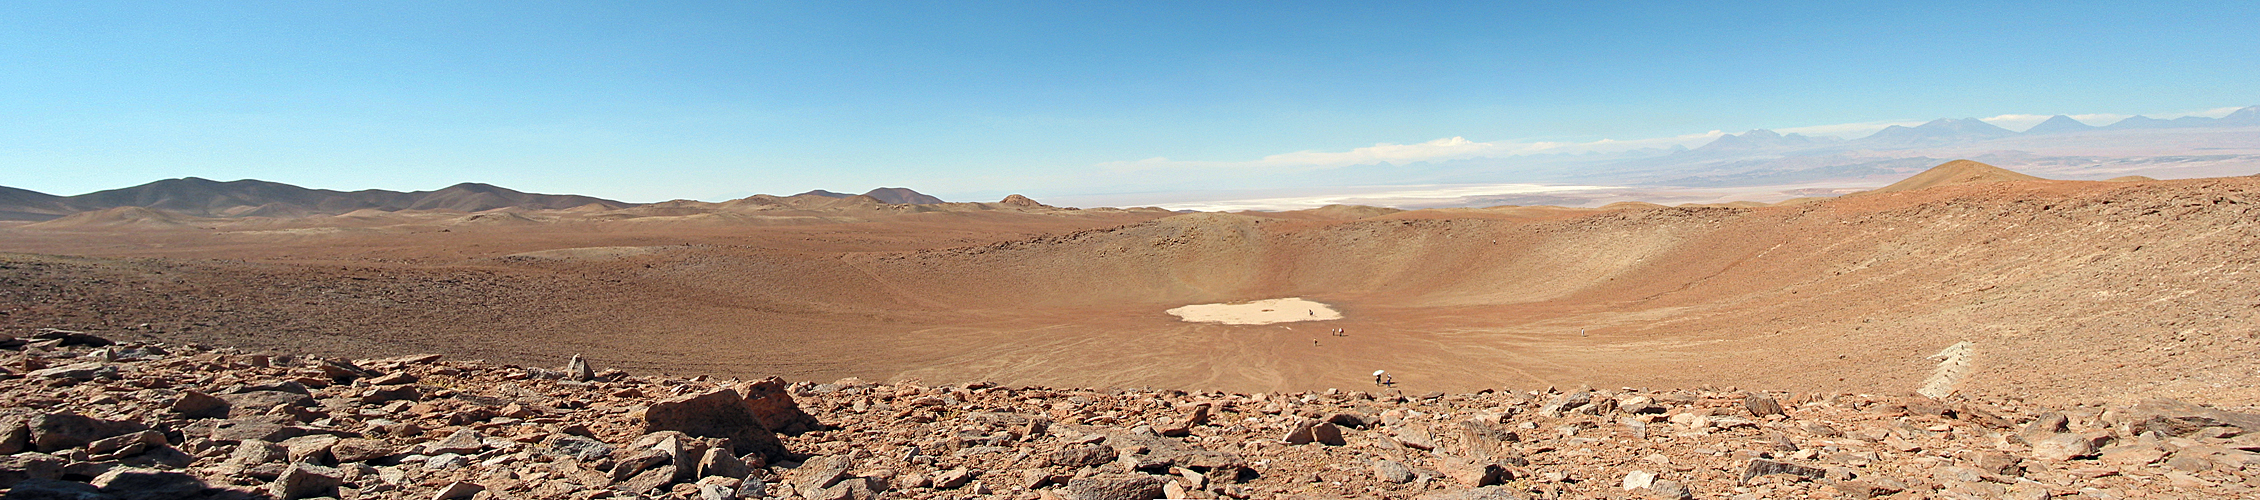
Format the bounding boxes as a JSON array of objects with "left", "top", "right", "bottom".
[
  {"left": 0, "top": 417, "right": 26, "bottom": 455},
  {"left": 697, "top": 447, "right": 749, "bottom": 480},
  {"left": 28, "top": 362, "right": 113, "bottom": 381},
  {"left": 329, "top": 438, "right": 396, "bottom": 463},
  {"left": 617, "top": 464, "right": 677, "bottom": 495},
  {"left": 702, "top": 483, "right": 737, "bottom": 500},
  {"left": 171, "top": 391, "right": 228, "bottom": 419},
  {"left": 432, "top": 481, "right": 484, "bottom": 500},
  {"left": 216, "top": 391, "right": 317, "bottom": 418},
  {"left": 314, "top": 358, "right": 378, "bottom": 380},
  {"left": 193, "top": 416, "right": 334, "bottom": 444},
  {"left": 280, "top": 434, "right": 339, "bottom": 464},
  {"left": 358, "top": 386, "right": 421, "bottom": 404},
  {"left": 269, "top": 463, "right": 344, "bottom": 499},
  {"left": 537, "top": 434, "right": 613, "bottom": 462},
  {"left": 1372, "top": 459, "right": 1415, "bottom": 483},
  {"left": 609, "top": 448, "right": 670, "bottom": 482},
  {"left": 1436, "top": 455, "right": 1509, "bottom": 487},
  {"left": 1646, "top": 479, "right": 1693, "bottom": 500},
  {"left": 567, "top": 354, "right": 595, "bottom": 382},
  {"left": 0, "top": 452, "right": 66, "bottom": 488},
  {"left": 2030, "top": 433, "right": 2101, "bottom": 461},
  {"left": 930, "top": 468, "right": 972, "bottom": 489},
  {"left": 28, "top": 413, "right": 144, "bottom": 453},
  {"left": 2022, "top": 412, "right": 2068, "bottom": 437},
  {"left": 90, "top": 467, "right": 207, "bottom": 500},
  {"left": 2, "top": 478, "right": 106, "bottom": 500},
  {"left": 84, "top": 431, "right": 163, "bottom": 458},
  {"left": 425, "top": 429, "right": 485, "bottom": 454},
  {"left": 1282, "top": 418, "right": 1321, "bottom": 444},
  {"left": 227, "top": 440, "right": 286, "bottom": 466},
  {"left": 1744, "top": 394, "right": 1785, "bottom": 417},
  {"left": 1743, "top": 459, "right": 1827, "bottom": 484},
  {"left": 1052, "top": 443, "right": 1117, "bottom": 468},
  {"left": 1412, "top": 486, "right": 1524, "bottom": 500},
  {"left": 1058, "top": 473, "right": 1169, "bottom": 500},
  {"left": 794, "top": 454, "right": 854, "bottom": 492},
  {"left": 423, "top": 453, "right": 467, "bottom": 471},
  {"left": 736, "top": 477, "right": 769, "bottom": 498},
  {"left": 30, "top": 329, "right": 112, "bottom": 347}
]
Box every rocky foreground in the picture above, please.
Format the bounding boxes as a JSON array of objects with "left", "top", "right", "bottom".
[{"left": 3, "top": 330, "right": 2258, "bottom": 500}]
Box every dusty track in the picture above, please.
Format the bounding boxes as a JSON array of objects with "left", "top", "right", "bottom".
[{"left": 2, "top": 166, "right": 2256, "bottom": 408}]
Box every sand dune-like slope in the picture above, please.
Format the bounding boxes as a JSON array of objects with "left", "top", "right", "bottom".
[
  {"left": 20, "top": 206, "right": 208, "bottom": 230},
  {"left": 1, "top": 161, "right": 2255, "bottom": 408},
  {"left": 1858, "top": 159, "right": 2044, "bottom": 194}
]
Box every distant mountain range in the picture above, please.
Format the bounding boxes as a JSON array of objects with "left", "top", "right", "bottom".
[
  {"left": 1689, "top": 105, "right": 2260, "bottom": 153},
  {"left": 0, "top": 178, "right": 951, "bottom": 221}
]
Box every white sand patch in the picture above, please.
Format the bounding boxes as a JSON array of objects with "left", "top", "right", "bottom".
[
  {"left": 1918, "top": 341, "right": 1974, "bottom": 398},
  {"left": 1166, "top": 298, "right": 1341, "bottom": 325}
]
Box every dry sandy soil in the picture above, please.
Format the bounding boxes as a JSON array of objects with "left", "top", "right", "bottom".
[{"left": 2, "top": 161, "right": 2256, "bottom": 410}]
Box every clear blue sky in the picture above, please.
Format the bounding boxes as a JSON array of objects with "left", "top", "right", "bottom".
[{"left": 3, "top": 1, "right": 2254, "bottom": 202}]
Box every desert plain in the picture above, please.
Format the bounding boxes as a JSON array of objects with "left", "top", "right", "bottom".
[{"left": 4, "top": 160, "right": 2255, "bottom": 408}]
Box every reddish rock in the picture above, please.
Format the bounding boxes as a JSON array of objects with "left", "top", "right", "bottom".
[{"left": 644, "top": 388, "right": 787, "bottom": 460}]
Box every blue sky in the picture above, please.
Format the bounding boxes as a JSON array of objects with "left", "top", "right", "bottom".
[{"left": 3, "top": 1, "right": 2255, "bottom": 203}]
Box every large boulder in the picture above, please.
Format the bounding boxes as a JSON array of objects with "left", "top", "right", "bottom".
[
  {"left": 1058, "top": 473, "right": 1169, "bottom": 500},
  {"left": 735, "top": 377, "right": 821, "bottom": 435},
  {"left": 27, "top": 413, "right": 146, "bottom": 453},
  {"left": 0, "top": 452, "right": 65, "bottom": 488},
  {"left": 643, "top": 388, "right": 786, "bottom": 460},
  {"left": 217, "top": 391, "right": 317, "bottom": 418},
  {"left": 92, "top": 467, "right": 209, "bottom": 500}
]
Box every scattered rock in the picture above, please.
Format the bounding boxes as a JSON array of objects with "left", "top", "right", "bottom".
[{"left": 0, "top": 331, "right": 2242, "bottom": 500}]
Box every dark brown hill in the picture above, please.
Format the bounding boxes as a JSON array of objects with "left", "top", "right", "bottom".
[
  {"left": 0, "top": 185, "right": 78, "bottom": 221},
  {"left": 860, "top": 187, "right": 945, "bottom": 204},
  {"left": 401, "top": 182, "right": 629, "bottom": 212},
  {"left": 0, "top": 177, "right": 636, "bottom": 220}
]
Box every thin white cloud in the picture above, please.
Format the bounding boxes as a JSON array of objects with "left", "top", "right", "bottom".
[
  {"left": 1100, "top": 131, "right": 1724, "bottom": 172},
  {"left": 1095, "top": 104, "right": 2248, "bottom": 174},
  {"left": 1978, "top": 114, "right": 2052, "bottom": 131},
  {"left": 2151, "top": 106, "right": 2243, "bottom": 119},
  {"left": 2069, "top": 113, "right": 2128, "bottom": 125},
  {"left": 1153, "top": 183, "right": 1616, "bottom": 212},
  {"left": 1773, "top": 120, "right": 1927, "bottom": 138}
]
